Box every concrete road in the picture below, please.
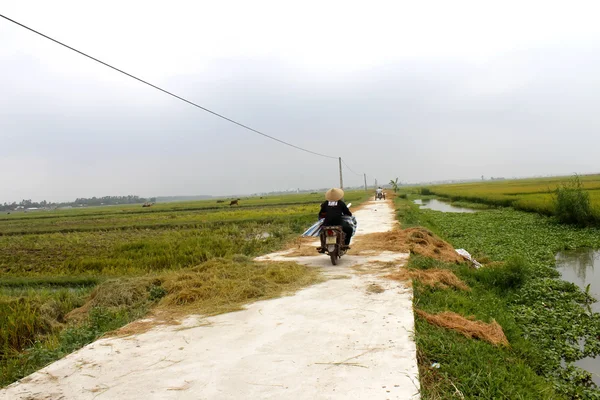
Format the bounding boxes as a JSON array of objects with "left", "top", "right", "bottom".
[{"left": 1, "top": 199, "right": 418, "bottom": 400}]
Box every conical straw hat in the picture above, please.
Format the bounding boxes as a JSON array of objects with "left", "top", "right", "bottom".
[{"left": 325, "top": 188, "right": 344, "bottom": 201}]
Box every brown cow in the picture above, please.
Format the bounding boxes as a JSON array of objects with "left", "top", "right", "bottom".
[{"left": 229, "top": 199, "right": 240, "bottom": 206}]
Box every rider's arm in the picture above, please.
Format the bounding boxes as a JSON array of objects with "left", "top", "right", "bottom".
[
  {"left": 339, "top": 201, "right": 352, "bottom": 216},
  {"left": 318, "top": 201, "right": 327, "bottom": 219}
]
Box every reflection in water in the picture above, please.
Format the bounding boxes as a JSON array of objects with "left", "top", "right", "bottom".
[
  {"left": 556, "top": 249, "right": 600, "bottom": 296},
  {"left": 556, "top": 248, "right": 600, "bottom": 385},
  {"left": 413, "top": 199, "right": 476, "bottom": 213}
]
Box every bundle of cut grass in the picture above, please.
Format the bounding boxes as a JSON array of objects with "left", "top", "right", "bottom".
[
  {"left": 387, "top": 269, "right": 469, "bottom": 291},
  {"left": 416, "top": 310, "right": 509, "bottom": 346},
  {"left": 351, "top": 227, "right": 463, "bottom": 263},
  {"left": 403, "top": 228, "right": 464, "bottom": 263},
  {"left": 350, "top": 230, "right": 410, "bottom": 254},
  {"left": 67, "top": 257, "right": 321, "bottom": 325}
]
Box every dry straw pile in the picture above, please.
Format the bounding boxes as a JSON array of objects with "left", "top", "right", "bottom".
[
  {"left": 351, "top": 227, "right": 464, "bottom": 263},
  {"left": 66, "top": 257, "right": 321, "bottom": 334},
  {"left": 387, "top": 269, "right": 469, "bottom": 291},
  {"left": 416, "top": 310, "right": 509, "bottom": 346}
]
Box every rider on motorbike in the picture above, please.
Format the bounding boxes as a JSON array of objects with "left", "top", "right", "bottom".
[{"left": 319, "top": 188, "right": 353, "bottom": 247}]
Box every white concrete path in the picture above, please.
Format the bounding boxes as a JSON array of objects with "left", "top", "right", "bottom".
[{"left": 1, "top": 200, "right": 418, "bottom": 400}]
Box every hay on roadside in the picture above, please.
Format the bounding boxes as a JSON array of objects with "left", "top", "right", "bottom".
[
  {"left": 350, "top": 230, "right": 410, "bottom": 254},
  {"left": 110, "top": 309, "right": 182, "bottom": 336},
  {"left": 66, "top": 277, "right": 159, "bottom": 322},
  {"left": 66, "top": 258, "right": 322, "bottom": 335},
  {"left": 283, "top": 237, "right": 320, "bottom": 257},
  {"left": 160, "top": 259, "right": 321, "bottom": 312},
  {"left": 387, "top": 269, "right": 469, "bottom": 291},
  {"left": 351, "top": 227, "right": 464, "bottom": 264},
  {"left": 416, "top": 310, "right": 509, "bottom": 346},
  {"left": 366, "top": 283, "right": 385, "bottom": 294},
  {"left": 404, "top": 228, "right": 464, "bottom": 263}
]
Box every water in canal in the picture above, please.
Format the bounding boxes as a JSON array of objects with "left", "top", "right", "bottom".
[
  {"left": 555, "top": 248, "right": 600, "bottom": 384},
  {"left": 414, "top": 199, "right": 476, "bottom": 213}
]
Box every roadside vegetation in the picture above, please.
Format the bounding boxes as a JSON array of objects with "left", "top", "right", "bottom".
[
  {"left": 422, "top": 174, "right": 600, "bottom": 225},
  {"left": 0, "top": 191, "right": 367, "bottom": 387},
  {"left": 395, "top": 193, "right": 600, "bottom": 399}
]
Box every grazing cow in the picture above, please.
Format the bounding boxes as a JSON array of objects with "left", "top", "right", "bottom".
[{"left": 229, "top": 199, "right": 239, "bottom": 206}]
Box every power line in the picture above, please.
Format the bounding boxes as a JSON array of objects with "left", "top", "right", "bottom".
[
  {"left": 341, "top": 159, "right": 362, "bottom": 177},
  {"left": 0, "top": 13, "right": 338, "bottom": 160}
]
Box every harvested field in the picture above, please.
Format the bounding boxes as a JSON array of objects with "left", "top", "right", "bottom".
[
  {"left": 416, "top": 310, "right": 509, "bottom": 346},
  {"left": 387, "top": 269, "right": 469, "bottom": 291}
]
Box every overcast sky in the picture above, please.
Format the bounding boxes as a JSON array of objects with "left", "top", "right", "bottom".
[{"left": 2, "top": 1, "right": 600, "bottom": 203}]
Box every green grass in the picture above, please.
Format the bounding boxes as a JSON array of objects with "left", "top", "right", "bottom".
[
  {"left": 1, "top": 223, "right": 297, "bottom": 276},
  {"left": 409, "top": 256, "right": 560, "bottom": 399},
  {"left": 0, "top": 191, "right": 368, "bottom": 387},
  {"left": 1, "top": 191, "right": 367, "bottom": 277},
  {"left": 396, "top": 197, "right": 600, "bottom": 399},
  {"left": 422, "top": 174, "right": 600, "bottom": 224}
]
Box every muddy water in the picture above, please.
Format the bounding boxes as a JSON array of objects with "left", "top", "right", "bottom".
[
  {"left": 414, "top": 199, "right": 476, "bottom": 213},
  {"left": 555, "top": 249, "right": 600, "bottom": 384}
]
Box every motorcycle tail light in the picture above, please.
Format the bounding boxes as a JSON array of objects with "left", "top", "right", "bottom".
[{"left": 327, "top": 230, "right": 334, "bottom": 236}]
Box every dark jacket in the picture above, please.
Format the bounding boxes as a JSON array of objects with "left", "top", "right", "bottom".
[{"left": 319, "top": 200, "right": 352, "bottom": 226}]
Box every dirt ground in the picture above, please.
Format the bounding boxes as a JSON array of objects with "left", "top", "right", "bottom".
[{"left": 1, "top": 199, "right": 419, "bottom": 400}]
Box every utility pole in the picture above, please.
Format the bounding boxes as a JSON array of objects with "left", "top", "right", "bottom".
[
  {"left": 338, "top": 157, "right": 344, "bottom": 189},
  {"left": 364, "top": 173, "right": 367, "bottom": 191}
]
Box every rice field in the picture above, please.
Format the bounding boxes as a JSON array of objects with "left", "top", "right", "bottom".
[
  {"left": 0, "top": 191, "right": 368, "bottom": 386},
  {"left": 424, "top": 174, "right": 600, "bottom": 217}
]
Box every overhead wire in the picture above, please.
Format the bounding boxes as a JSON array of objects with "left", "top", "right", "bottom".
[
  {"left": 1, "top": 13, "right": 378, "bottom": 185},
  {"left": 0, "top": 13, "right": 338, "bottom": 160},
  {"left": 341, "top": 159, "right": 363, "bottom": 177}
]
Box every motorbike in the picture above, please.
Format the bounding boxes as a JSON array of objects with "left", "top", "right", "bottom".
[
  {"left": 376, "top": 191, "right": 386, "bottom": 200},
  {"left": 316, "top": 203, "right": 355, "bottom": 265},
  {"left": 318, "top": 226, "right": 347, "bottom": 265}
]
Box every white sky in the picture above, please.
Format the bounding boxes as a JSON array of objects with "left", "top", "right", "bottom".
[{"left": 2, "top": 0, "right": 600, "bottom": 202}]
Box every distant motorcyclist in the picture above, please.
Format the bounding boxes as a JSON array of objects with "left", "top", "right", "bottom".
[
  {"left": 376, "top": 187, "right": 385, "bottom": 199},
  {"left": 319, "top": 188, "right": 353, "bottom": 247}
]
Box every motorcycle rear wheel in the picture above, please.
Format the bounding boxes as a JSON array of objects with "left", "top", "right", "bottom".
[{"left": 330, "top": 249, "right": 338, "bottom": 265}]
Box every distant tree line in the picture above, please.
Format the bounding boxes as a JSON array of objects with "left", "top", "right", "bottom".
[
  {"left": 1, "top": 195, "right": 157, "bottom": 211},
  {"left": 72, "top": 195, "right": 156, "bottom": 206}
]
